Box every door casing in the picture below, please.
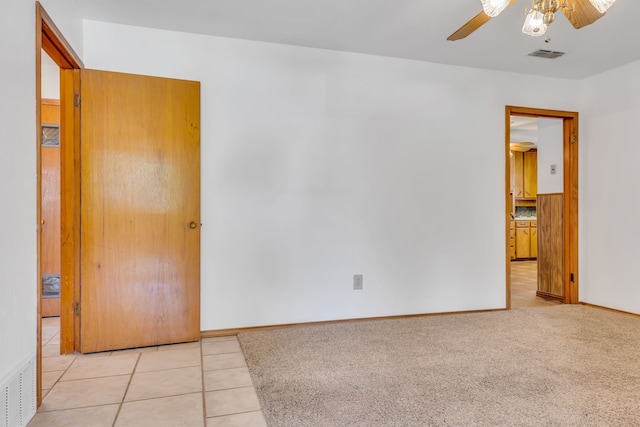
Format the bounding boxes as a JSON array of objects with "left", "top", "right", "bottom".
[
  {"left": 505, "top": 106, "right": 579, "bottom": 308},
  {"left": 36, "top": 1, "right": 83, "bottom": 407}
]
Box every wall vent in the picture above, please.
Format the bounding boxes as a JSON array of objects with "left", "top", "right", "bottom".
[
  {"left": 1, "top": 357, "right": 36, "bottom": 427},
  {"left": 528, "top": 49, "right": 565, "bottom": 59}
]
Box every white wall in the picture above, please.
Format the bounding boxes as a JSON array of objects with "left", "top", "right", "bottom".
[
  {"left": 0, "top": 0, "right": 38, "bottom": 386},
  {"left": 0, "top": 0, "right": 81, "bottom": 417},
  {"left": 42, "top": 51, "right": 60, "bottom": 100},
  {"left": 580, "top": 59, "right": 640, "bottom": 314},
  {"left": 537, "top": 118, "right": 564, "bottom": 194},
  {"left": 83, "top": 20, "right": 581, "bottom": 330}
]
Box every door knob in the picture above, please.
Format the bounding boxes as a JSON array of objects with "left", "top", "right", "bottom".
[{"left": 189, "top": 221, "right": 198, "bottom": 229}]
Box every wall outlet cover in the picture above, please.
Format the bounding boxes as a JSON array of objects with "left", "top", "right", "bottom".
[{"left": 353, "top": 274, "right": 363, "bottom": 290}]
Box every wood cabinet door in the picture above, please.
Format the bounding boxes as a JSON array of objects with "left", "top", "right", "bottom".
[
  {"left": 80, "top": 69, "right": 200, "bottom": 353},
  {"left": 513, "top": 152, "right": 524, "bottom": 198},
  {"left": 524, "top": 151, "right": 537, "bottom": 198},
  {"left": 530, "top": 227, "right": 537, "bottom": 258},
  {"left": 515, "top": 228, "right": 530, "bottom": 259}
]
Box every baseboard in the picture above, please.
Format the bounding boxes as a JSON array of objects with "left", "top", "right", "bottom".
[
  {"left": 580, "top": 302, "right": 640, "bottom": 318},
  {"left": 201, "top": 308, "right": 508, "bottom": 337},
  {"left": 0, "top": 355, "right": 36, "bottom": 427}
]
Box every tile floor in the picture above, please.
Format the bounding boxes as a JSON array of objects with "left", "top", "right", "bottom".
[
  {"left": 28, "top": 318, "right": 266, "bottom": 427},
  {"left": 511, "top": 260, "right": 563, "bottom": 308},
  {"left": 30, "top": 266, "right": 556, "bottom": 426}
]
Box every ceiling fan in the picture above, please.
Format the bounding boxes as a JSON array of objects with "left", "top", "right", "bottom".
[
  {"left": 448, "top": 0, "right": 616, "bottom": 41},
  {"left": 510, "top": 142, "right": 536, "bottom": 152}
]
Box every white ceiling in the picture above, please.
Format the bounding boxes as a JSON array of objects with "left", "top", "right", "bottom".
[
  {"left": 79, "top": 0, "right": 639, "bottom": 79},
  {"left": 510, "top": 116, "right": 538, "bottom": 144}
]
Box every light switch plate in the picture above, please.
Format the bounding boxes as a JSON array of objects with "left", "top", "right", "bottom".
[{"left": 353, "top": 274, "right": 363, "bottom": 290}]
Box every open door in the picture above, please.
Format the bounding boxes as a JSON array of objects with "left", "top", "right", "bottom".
[
  {"left": 79, "top": 69, "right": 201, "bottom": 353},
  {"left": 41, "top": 99, "right": 61, "bottom": 317}
]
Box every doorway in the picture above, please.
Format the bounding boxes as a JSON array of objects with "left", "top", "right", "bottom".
[
  {"left": 509, "top": 116, "right": 563, "bottom": 308},
  {"left": 40, "top": 51, "right": 61, "bottom": 318},
  {"left": 36, "top": 1, "right": 83, "bottom": 406},
  {"left": 505, "top": 106, "right": 579, "bottom": 309}
]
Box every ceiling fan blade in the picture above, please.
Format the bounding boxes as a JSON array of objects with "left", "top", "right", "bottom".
[
  {"left": 447, "top": 0, "right": 517, "bottom": 41},
  {"left": 561, "top": 0, "right": 605, "bottom": 29},
  {"left": 447, "top": 11, "right": 492, "bottom": 41}
]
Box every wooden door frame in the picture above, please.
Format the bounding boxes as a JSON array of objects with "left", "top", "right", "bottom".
[
  {"left": 36, "top": 1, "right": 83, "bottom": 406},
  {"left": 505, "top": 106, "right": 579, "bottom": 308}
]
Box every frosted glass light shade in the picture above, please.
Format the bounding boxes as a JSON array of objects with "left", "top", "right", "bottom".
[
  {"left": 480, "top": 0, "right": 511, "bottom": 17},
  {"left": 589, "top": 0, "right": 616, "bottom": 13},
  {"left": 522, "top": 10, "right": 548, "bottom": 37}
]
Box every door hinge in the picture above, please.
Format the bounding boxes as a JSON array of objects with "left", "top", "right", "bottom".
[
  {"left": 74, "top": 93, "right": 81, "bottom": 108},
  {"left": 570, "top": 133, "right": 577, "bottom": 144},
  {"left": 570, "top": 273, "right": 575, "bottom": 282},
  {"left": 73, "top": 302, "right": 81, "bottom": 316}
]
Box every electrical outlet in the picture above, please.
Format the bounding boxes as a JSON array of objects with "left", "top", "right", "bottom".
[
  {"left": 550, "top": 164, "right": 557, "bottom": 175},
  {"left": 353, "top": 274, "right": 363, "bottom": 290}
]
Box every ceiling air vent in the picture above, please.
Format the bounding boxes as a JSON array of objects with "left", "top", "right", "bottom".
[{"left": 528, "top": 49, "right": 565, "bottom": 59}]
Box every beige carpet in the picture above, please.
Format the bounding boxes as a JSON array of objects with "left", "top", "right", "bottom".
[{"left": 238, "top": 305, "right": 640, "bottom": 426}]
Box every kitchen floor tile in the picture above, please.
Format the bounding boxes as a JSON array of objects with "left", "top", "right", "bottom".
[
  {"left": 203, "top": 353, "right": 247, "bottom": 371},
  {"left": 42, "top": 355, "right": 76, "bottom": 372},
  {"left": 202, "top": 340, "right": 241, "bottom": 356},
  {"left": 42, "top": 370, "right": 65, "bottom": 390},
  {"left": 61, "top": 353, "right": 139, "bottom": 381},
  {"left": 202, "top": 336, "right": 238, "bottom": 343},
  {"left": 205, "top": 387, "right": 261, "bottom": 417},
  {"left": 207, "top": 411, "right": 267, "bottom": 427},
  {"left": 116, "top": 393, "right": 204, "bottom": 427},
  {"left": 111, "top": 346, "right": 158, "bottom": 355},
  {"left": 42, "top": 344, "right": 61, "bottom": 358},
  {"left": 40, "top": 375, "right": 130, "bottom": 411},
  {"left": 136, "top": 347, "right": 201, "bottom": 372},
  {"left": 27, "top": 404, "right": 119, "bottom": 427},
  {"left": 125, "top": 366, "right": 202, "bottom": 402},
  {"left": 204, "top": 367, "right": 253, "bottom": 391},
  {"left": 157, "top": 341, "right": 201, "bottom": 351}
]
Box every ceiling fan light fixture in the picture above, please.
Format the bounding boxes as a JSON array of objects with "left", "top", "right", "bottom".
[
  {"left": 480, "top": 0, "right": 511, "bottom": 17},
  {"left": 522, "top": 9, "right": 548, "bottom": 37},
  {"left": 588, "top": 0, "right": 616, "bottom": 13}
]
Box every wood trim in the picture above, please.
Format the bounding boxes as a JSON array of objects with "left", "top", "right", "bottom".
[
  {"left": 36, "top": 1, "right": 83, "bottom": 408},
  {"left": 505, "top": 107, "right": 512, "bottom": 309},
  {"left": 41, "top": 99, "right": 60, "bottom": 106},
  {"left": 505, "top": 106, "right": 579, "bottom": 308},
  {"left": 59, "top": 69, "right": 81, "bottom": 354},
  {"left": 37, "top": 2, "right": 83, "bottom": 69},
  {"left": 564, "top": 118, "right": 579, "bottom": 304},
  {"left": 202, "top": 308, "right": 509, "bottom": 338},
  {"left": 580, "top": 302, "right": 640, "bottom": 318},
  {"left": 35, "top": 3, "right": 43, "bottom": 408}
]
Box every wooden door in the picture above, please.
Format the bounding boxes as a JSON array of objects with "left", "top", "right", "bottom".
[
  {"left": 537, "top": 194, "right": 564, "bottom": 298},
  {"left": 80, "top": 69, "right": 200, "bottom": 353},
  {"left": 41, "top": 100, "right": 61, "bottom": 317}
]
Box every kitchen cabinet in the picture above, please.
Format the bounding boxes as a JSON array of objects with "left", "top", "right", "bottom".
[
  {"left": 510, "top": 220, "right": 515, "bottom": 260},
  {"left": 515, "top": 220, "right": 537, "bottom": 259},
  {"left": 512, "top": 151, "right": 537, "bottom": 199},
  {"left": 524, "top": 151, "right": 537, "bottom": 199},
  {"left": 530, "top": 225, "right": 537, "bottom": 258}
]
